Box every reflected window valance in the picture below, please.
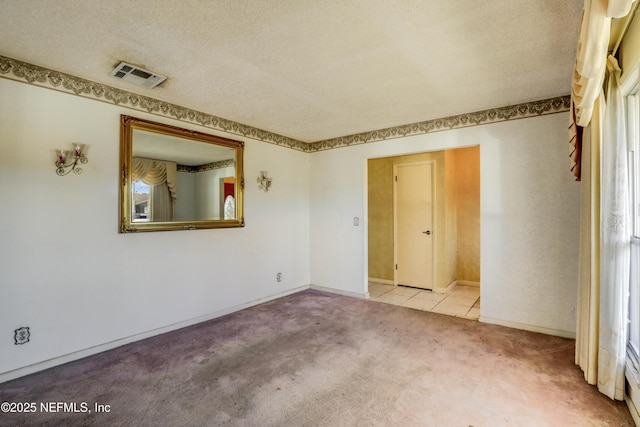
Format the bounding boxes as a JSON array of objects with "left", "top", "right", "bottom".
[{"left": 132, "top": 157, "right": 177, "bottom": 203}]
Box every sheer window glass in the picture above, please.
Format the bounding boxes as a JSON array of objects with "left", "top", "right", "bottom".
[
  {"left": 632, "top": 94, "right": 640, "bottom": 239},
  {"left": 132, "top": 180, "right": 151, "bottom": 222},
  {"left": 628, "top": 91, "right": 640, "bottom": 360}
]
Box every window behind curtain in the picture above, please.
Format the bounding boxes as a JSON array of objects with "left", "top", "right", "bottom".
[{"left": 627, "top": 90, "right": 640, "bottom": 367}]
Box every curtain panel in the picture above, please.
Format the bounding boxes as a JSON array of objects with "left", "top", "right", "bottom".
[
  {"left": 575, "top": 56, "right": 632, "bottom": 401},
  {"left": 572, "top": 0, "right": 636, "bottom": 401},
  {"left": 597, "top": 56, "right": 630, "bottom": 400},
  {"left": 132, "top": 157, "right": 178, "bottom": 222},
  {"left": 572, "top": 0, "right": 635, "bottom": 127},
  {"left": 575, "top": 95, "right": 602, "bottom": 388},
  {"left": 132, "top": 157, "right": 178, "bottom": 203}
]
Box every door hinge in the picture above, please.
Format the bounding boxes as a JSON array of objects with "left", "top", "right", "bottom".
[
  {"left": 395, "top": 264, "right": 398, "bottom": 270},
  {"left": 395, "top": 175, "right": 397, "bottom": 182}
]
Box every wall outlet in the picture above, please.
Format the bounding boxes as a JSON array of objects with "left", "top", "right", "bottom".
[
  {"left": 277, "top": 273, "right": 283, "bottom": 282},
  {"left": 14, "top": 327, "right": 30, "bottom": 345}
]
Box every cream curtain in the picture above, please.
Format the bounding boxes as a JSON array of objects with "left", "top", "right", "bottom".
[
  {"left": 575, "top": 94, "right": 602, "bottom": 387},
  {"left": 572, "top": 0, "right": 635, "bottom": 401},
  {"left": 598, "top": 55, "right": 630, "bottom": 400},
  {"left": 132, "top": 157, "right": 177, "bottom": 202},
  {"left": 223, "top": 195, "right": 235, "bottom": 220},
  {"left": 132, "top": 157, "right": 177, "bottom": 221},
  {"left": 151, "top": 183, "right": 173, "bottom": 222},
  {"left": 575, "top": 56, "right": 632, "bottom": 401},
  {"left": 572, "top": 0, "right": 635, "bottom": 126}
]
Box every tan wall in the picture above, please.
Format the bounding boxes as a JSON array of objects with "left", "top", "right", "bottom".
[
  {"left": 368, "top": 147, "right": 479, "bottom": 288},
  {"left": 367, "top": 158, "right": 394, "bottom": 280},
  {"left": 453, "top": 146, "right": 481, "bottom": 283},
  {"left": 444, "top": 150, "right": 458, "bottom": 287}
]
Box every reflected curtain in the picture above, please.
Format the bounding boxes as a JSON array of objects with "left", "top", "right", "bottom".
[
  {"left": 151, "top": 183, "right": 173, "bottom": 222},
  {"left": 132, "top": 157, "right": 177, "bottom": 221},
  {"left": 224, "top": 195, "right": 235, "bottom": 220}
]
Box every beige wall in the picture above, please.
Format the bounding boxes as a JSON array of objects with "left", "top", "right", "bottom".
[
  {"left": 367, "top": 146, "right": 479, "bottom": 288},
  {"left": 444, "top": 150, "right": 458, "bottom": 287},
  {"left": 367, "top": 158, "right": 394, "bottom": 280},
  {"left": 453, "top": 146, "right": 480, "bottom": 283}
]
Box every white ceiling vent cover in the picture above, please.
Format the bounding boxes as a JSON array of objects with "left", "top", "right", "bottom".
[{"left": 111, "top": 62, "right": 167, "bottom": 88}]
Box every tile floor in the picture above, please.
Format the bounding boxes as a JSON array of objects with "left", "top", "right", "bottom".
[{"left": 368, "top": 282, "right": 480, "bottom": 320}]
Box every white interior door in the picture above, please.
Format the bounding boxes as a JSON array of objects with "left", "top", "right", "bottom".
[{"left": 394, "top": 162, "right": 434, "bottom": 289}]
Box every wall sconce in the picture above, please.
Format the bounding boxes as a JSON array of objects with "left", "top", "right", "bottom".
[
  {"left": 257, "top": 171, "right": 272, "bottom": 192},
  {"left": 55, "top": 143, "right": 88, "bottom": 176}
]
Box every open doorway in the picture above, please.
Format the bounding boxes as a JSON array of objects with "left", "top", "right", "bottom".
[{"left": 367, "top": 146, "right": 480, "bottom": 319}]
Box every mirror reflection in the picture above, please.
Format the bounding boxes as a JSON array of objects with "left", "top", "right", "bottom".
[{"left": 120, "top": 115, "right": 244, "bottom": 232}]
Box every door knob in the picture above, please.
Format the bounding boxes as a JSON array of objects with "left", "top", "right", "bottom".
[{"left": 422, "top": 230, "right": 431, "bottom": 235}]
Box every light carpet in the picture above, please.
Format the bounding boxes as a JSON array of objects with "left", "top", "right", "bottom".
[{"left": 0, "top": 290, "right": 633, "bottom": 426}]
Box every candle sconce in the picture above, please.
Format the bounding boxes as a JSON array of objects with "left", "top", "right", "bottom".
[
  {"left": 257, "top": 171, "right": 272, "bottom": 192},
  {"left": 55, "top": 143, "right": 88, "bottom": 176}
]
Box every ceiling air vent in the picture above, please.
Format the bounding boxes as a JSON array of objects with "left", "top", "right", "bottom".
[{"left": 111, "top": 62, "right": 167, "bottom": 88}]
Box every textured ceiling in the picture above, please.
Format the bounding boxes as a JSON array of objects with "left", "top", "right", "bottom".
[{"left": 0, "top": 0, "right": 582, "bottom": 142}]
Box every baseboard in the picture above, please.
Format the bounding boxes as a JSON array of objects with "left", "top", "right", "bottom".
[
  {"left": 433, "top": 280, "right": 457, "bottom": 294},
  {"left": 368, "top": 277, "right": 394, "bottom": 285},
  {"left": 626, "top": 394, "right": 640, "bottom": 426},
  {"left": 0, "top": 284, "right": 310, "bottom": 384},
  {"left": 479, "top": 316, "right": 576, "bottom": 339},
  {"left": 457, "top": 280, "right": 480, "bottom": 287},
  {"left": 626, "top": 391, "right": 640, "bottom": 427},
  {"left": 626, "top": 359, "right": 640, "bottom": 427},
  {"left": 310, "top": 284, "right": 368, "bottom": 299}
]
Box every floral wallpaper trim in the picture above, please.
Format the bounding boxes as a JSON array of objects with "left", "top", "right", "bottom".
[
  {"left": 309, "top": 96, "right": 570, "bottom": 151},
  {"left": 0, "top": 55, "right": 308, "bottom": 152},
  {"left": 177, "top": 159, "right": 235, "bottom": 173},
  {"left": 1, "top": 55, "right": 569, "bottom": 153}
]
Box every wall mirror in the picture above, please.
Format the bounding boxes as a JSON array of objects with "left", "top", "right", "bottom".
[{"left": 119, "top": 115, "right": 244, "bottom": 232}]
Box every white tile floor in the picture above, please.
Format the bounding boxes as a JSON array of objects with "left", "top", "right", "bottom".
[{"left": 368, "top": 282, "right": 480, "bottom": 320}]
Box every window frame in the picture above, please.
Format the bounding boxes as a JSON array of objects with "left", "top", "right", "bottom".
[{"left": 624, "top": 61, "right": 640, "bottom": 410}]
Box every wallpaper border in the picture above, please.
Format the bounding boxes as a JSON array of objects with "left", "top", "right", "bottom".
[
  {"left": 1, "top": 55, "right": 570, "bottom": 153},
  {"left": 177, "top": 159, "right": 235, "bottom": 173},
  {"left": 0, "top": 56, "right": 309, "bottom": 151},
  {"left": 309, "top": 96, "right": 570, "bottom": 151}
]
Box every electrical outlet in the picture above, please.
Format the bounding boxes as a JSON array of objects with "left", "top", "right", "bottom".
[
  {"left": 277, "top": 273, "right": 283, "bottom": 282},
  {"left": 14, "top": 326, "right": 30, "bottom": 345}
]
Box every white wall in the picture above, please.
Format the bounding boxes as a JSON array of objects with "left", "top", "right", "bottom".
[
  {"left": 175, "top": 171, "right": 196, "bottom": 220},
  {"left": 195, "top": 165, "right": 234, "bottom": 219},
  {"left": 309, "top": 113, "right": 580, "bottom": 337},
  {"left": 0, "top": 78, "right": 310, "bottom": 380},
  {"left": 0, "top": 73, "right": 581, "bottom": 383}
]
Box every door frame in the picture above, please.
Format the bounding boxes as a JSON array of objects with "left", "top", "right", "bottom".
[{"left": 393, "top": 160, "right": 437, "bottom": 289}]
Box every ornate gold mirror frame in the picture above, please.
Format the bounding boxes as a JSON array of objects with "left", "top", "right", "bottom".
[{"left": 119, "top": 115, "right": 245, "bottom": 232}]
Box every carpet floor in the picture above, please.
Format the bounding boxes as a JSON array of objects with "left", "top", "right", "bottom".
[{"left": 0, "top": 290, "right": 634, "bottom": 426}]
